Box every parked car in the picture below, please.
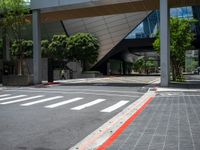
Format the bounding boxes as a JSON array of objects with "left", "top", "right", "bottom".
[{"left": 193, "top": 67, "right": 200, "bottom": 75}]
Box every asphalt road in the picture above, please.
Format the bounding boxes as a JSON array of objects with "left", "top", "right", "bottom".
[{"left": 0, "top": 85, "right": 148, "bottom": 150}]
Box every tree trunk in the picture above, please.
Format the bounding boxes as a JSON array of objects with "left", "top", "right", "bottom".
[
  {"left": 171, "top": 58, "right": 183, "bottom": 81},
  {"left": 18, "top": 59, "right": 22, "bottom": 75},
  {"left": 2, "top": 28, "right": 10, "bottom": 61}
]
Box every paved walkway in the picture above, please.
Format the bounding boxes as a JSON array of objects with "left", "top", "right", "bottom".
[
  {"left": 56, "top": 76, "right": 160, "bottom": 85},
  {"left": 108, "top": 91, "right": 200, "bottom": 150}
]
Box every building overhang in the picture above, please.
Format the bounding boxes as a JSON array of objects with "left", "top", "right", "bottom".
[{"left": 28, "top": 0, "right": 200, "bottom": 22}]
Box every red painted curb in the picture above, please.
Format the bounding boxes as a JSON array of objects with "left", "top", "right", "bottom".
[
  {"left": 45, "top": 82, "right": 61, "bottom": 85},
  {"left": 97, "top": 96, "right": 154, "bottom": 150}
]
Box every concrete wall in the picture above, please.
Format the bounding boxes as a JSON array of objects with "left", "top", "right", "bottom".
[
  {"left": 26, "top": 58, "right": 48, "bottom": 81},
  {"left": 3, "top": 75, "right": 33, "bottom": 86},
  {"left": 53, "top": 61, "right": 82, "bottom": 80}
]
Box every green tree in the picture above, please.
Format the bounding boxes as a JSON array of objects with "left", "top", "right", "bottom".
[
  {"left": 41, "top": 40, "right": 50, "bottom": 58},
  {"left": 10, "top": 40, "right": 33, "bottom": 59},
  {"left": 145, "top": 57, "right": 157, "bottom": 74},
  {"left": 67, "top": 33, "right": 99, "bottom": 71},
  {"left": 153, "top": 17, "right": 196, "bottom": 81},
  {"left": 10, "top": 39, "right": 33, "bottom": 75},
  {"left": 0, "top": 0, "right": 29, "bottom": 75},
  {"left": 0, "top": 0, "right": 29, "bottom": 40},
  {"left": 48, "top": 34, "right": 69, "bottom": 60},
  {"left": 133, "top": 58, "right": 145, "bottom": 74}
]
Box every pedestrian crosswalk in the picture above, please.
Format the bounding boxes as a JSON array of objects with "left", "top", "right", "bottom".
[
  {"left": 45, "top": 97, "right": 83, "bottom": 108},
  {"left": 0, "top": 94, "right": 130, "bottom": 113},
  {"left": 100, "top": 100, "right": 129, "bottom": 113},
  {"left": 0, "top": 94, "right": 11, "bottom": 98},
  {"left": 0, "top": 95, "right": 27, "bottom": 101},
  {"left": 71, "top": 99, "right": 106, "bottom": 110},
  {"left": 21, "top": 96, "right": 63, "bottom": 106},
  {"left": 0, "top": 95, "right": 44, "bottom": 105}
]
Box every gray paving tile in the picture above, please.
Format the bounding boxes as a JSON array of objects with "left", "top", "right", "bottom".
[
  {"left": 163, "top": 145, "right": 178, "bottom": 150},
  {"left": 148, "top": 144, "right": 164, "bottom": 150},
  {"left": 136, "top": 134, "right": 152, "bottom": 147},
  {"left": 134, "top": 145, "right": 149, "bottom": 150},
  {"left": 167, "top": 129, "right": 178, "bottom": 136},
  {"left": 151, "top": 135, "right": 165, "bottom": 145},
  {"left": 108, "top": 94, "right": 200, "bottom": 150},
  {"left": 144, "top": 128, "right": 156, "bottom": 134}
]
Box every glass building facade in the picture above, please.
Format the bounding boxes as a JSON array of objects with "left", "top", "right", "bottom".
[
  {"left": 192, "top": 6, "right": 200, "bottom": 36},
  {"left": 123, "top": 6, "right": 200, "bottom": 74},
  {"left": 126, "top": 7, "right": 194, "bottom": 39}
]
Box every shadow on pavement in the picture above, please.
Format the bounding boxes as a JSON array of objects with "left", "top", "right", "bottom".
[
  {"left": 170, "top": 81, "right": 200, "bottom": 89},
  {"left": 59, "top": 82, "right": 149, "bottom": 87}
]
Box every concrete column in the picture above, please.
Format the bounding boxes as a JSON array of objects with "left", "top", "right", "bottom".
[
  {"left": 2, "top": 29, "right": 10, "bottom": 61},
  {"left": 32, "top": 10, "right": 42, "bottom": 84},
  {"left": 160, "top": 0, "right": 170, "bottom": 87},
  {"left": 198, "top": 49, "right": 200, "bottom": 67}
]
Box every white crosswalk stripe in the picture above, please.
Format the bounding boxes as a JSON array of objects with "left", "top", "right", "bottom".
[
  {"left": 0, "top": 95, "right": 44, "bottom": 105},
  {"left": 0, "top": 95, "right": 27, "bottom": 101},
  {"left": 100, "top": 100, "right": 129, "bottom": 113},
  {"left": 45, "top": 97, "right": 83, "bottom": 108},
  {"left": 0, "top": 94, "right": 11, "bottom": 98},
  {"left": 21, "top": 96, "right": 63, "bottom": 106},
  {"left": 71, "top": 99, "right": 106, "bottom": 110},
  {"left": 0, "top": 93, "right": 131, "bottom": 113}
]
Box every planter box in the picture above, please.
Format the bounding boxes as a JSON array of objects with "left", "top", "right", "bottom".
[{"left": 3, "top": 75, "right": 33, "bottom": 86}]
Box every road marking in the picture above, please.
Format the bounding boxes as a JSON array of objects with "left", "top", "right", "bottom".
[
  {"left": 45, "top": 97, "right": 83, "bottom": 108},
  {"left": 71, "top": 99, "right": 106, "bottom": 110},
  {"left": 69, "top": 90, "right": 156, "bottom": 150},
  {"left": 0, "top": 95, "right": 27, "bottom": 101},
  {"left": 5, "top": 89, "right": 138, "bottom": 97},
  {"left": 21, "top": 96, "right": 63, "bottom": 106},
  {"left": 0, "top": 94, "right": 11, "bottom": 98},
  {"left": 0, "top": 95, "right": 44, "bottom": 105},
  {"left": 97, "top": 96, "right": 154, "bottom": 150},
  {"left": 101, "top": 101, "right": 129, "bottom": 113}
]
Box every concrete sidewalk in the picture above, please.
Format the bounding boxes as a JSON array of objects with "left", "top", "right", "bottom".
[
  {"left": 55, "top": 76, "right": 160, "bottom": 86},
  {"left": 107, "top": 90, "right": 200, "bottom": 150}
]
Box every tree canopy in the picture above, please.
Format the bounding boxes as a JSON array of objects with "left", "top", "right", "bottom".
[
  {"left": 153, "top": 17, "right": 196, "bottom": 81},
  {"left": 48, "top": 34, "right": 69, "bottom": 60},
  {"left": 41, "top": 40, "right": 50, "bottom": 58},
  {"left": 0, "top": 0, "right": 29, "bottom": 40},
  {"left": 0, "top": 0, "right": 30, "bottom": 75},
  {"left": 133, "top": 58, "right": 145, "bottom": 74},
  {"left": 10, "top": 40, "right": 33, "bottom": 59},
  {"left": 67, "top": 33, "right": 99, "bottom": 71}
]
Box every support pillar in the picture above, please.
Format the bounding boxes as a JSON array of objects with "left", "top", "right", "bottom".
[
  {"left": 198, "top": 49, "right": 200, "bottom": 67},
  {"left": 2, "top": 29, "right": 10, "bottom": 61},
  {"left": 32, "top": 10, "right": 42, "bottom": 84},
  {"left": 160, "top": 0, "right": 170, "bottom": 87}
]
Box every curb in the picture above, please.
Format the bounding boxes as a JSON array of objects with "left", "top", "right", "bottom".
[
  {"left": 33, "top": 82, "right": 62, "bottom": 88},
  {"left": 69, "top": 89, "right": 157, "bottom": 150}
]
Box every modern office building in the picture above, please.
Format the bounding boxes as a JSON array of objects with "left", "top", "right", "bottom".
[
  {"left": 30, "top": 0, "right": 200, "bottom": 86},
  {"left": 1, "top": 0, "right": 200, "bottom": 86},
  {"left": 94, "top": 6, "right": 200, "bottom": 75}
]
